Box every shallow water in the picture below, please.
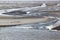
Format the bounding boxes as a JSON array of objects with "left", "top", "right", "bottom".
[
  {"left": 0, "top": 25, "right": 60, "bottom": 40},
  {"left": 0, "top": 8, "right": 60, "bottom": 40}
]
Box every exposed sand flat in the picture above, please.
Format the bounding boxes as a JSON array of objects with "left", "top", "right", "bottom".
[
  {"left": 0, "top": 1, "right": 60, "bottom": 40},
  {"left": 0, "top": 17, "right": 55, "bottom": 25}
]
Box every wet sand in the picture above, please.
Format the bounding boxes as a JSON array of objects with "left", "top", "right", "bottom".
[
  {"left": 0, "top": 17, "right": 55, "bottom": 25},
  {"left": 0, "top": 1, "right": 60, "bottom": 40}
]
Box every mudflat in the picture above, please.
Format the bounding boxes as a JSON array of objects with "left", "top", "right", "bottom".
[{"left": 0, "top": 17, "right": 55, "bottom": 25}]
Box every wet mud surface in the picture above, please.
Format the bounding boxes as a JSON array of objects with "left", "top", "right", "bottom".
[{"left": 0, "top": 3, "right": 60, "bottom": 40}]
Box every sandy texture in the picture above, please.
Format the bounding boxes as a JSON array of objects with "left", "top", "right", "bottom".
[{"left": 0, "top": 17, "right": 55, "bottom": 25}]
